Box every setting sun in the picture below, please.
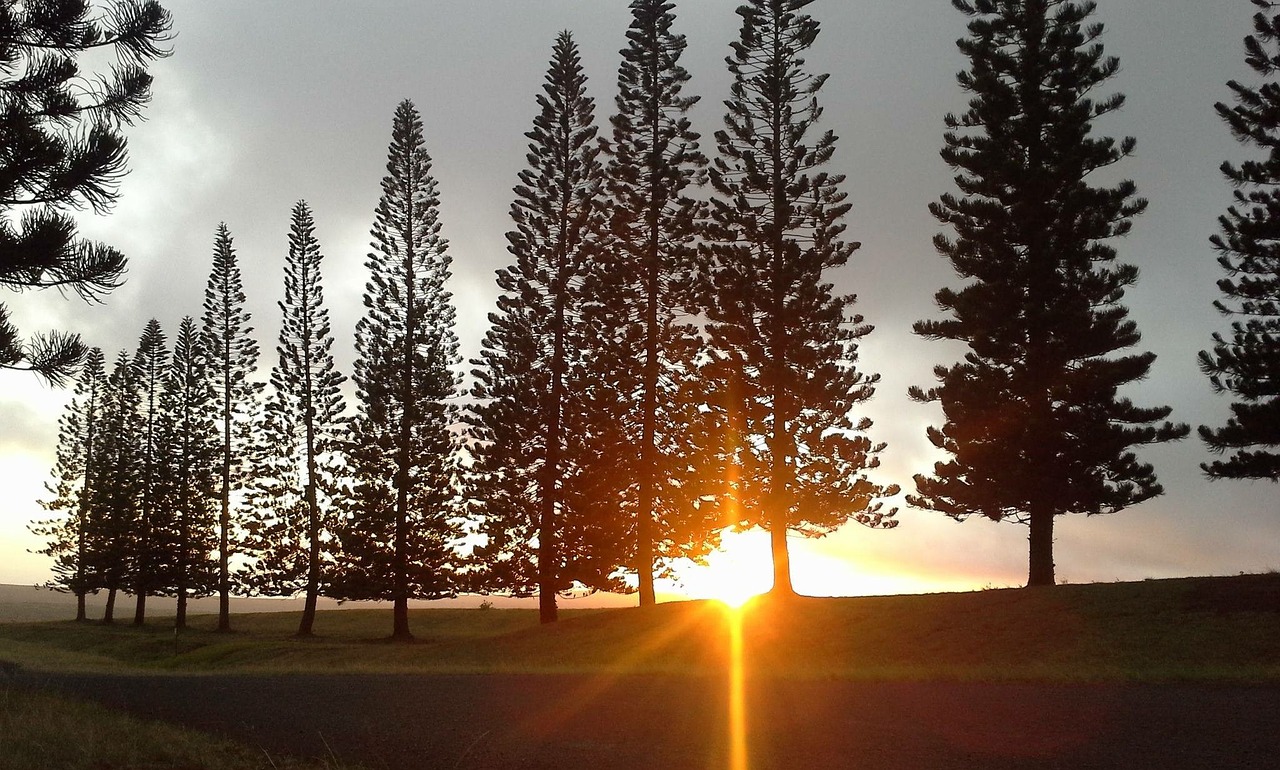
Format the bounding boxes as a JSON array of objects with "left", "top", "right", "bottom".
[{"left": 680, "top": 529, "right": 775, "bottom": 607}]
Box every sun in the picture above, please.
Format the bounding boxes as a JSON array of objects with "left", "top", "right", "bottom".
[{"left": 681, "top": 529, "right": 774, "bottom": 608}]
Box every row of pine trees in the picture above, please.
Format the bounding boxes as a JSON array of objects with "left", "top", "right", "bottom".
[{"left": 32, "top": 0, "right": 1280, "bottom": 637}]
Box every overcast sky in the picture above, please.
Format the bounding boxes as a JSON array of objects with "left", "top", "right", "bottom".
[{"left": 1, "top": 0, "right": 1275, "bottom": 598}]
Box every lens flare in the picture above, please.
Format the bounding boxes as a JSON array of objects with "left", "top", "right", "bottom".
[{"left": 726, "top": 603, "right": 749, "bottom": 770}]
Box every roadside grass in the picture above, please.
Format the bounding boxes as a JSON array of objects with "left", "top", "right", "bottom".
[
  {"left": 0, "top": 684, "right": 359, "bottom": 770},
  {"left": 3, "top": 573, "right": 1279, "bottom": 681}
]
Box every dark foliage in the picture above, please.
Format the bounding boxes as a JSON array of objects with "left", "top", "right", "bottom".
[
  {"left": 201, "top": 223, "right": 262, "bottom": 630},
  {"left": 128, "top": 317, "right": 168, "bottom": 624},
  {"left": 1200, "top": 0, "right": 1280, "bottom": 481},
  {"left": 32, "top": 347, "right": 107, "bottom": 620},
  {"left": 159, "top": 316, "right": 219, "bottom": 629},
  {"left": 89, "top": 349, "right": 143, "bottom": 622},
  {"left": 0, "top": 0, "right": 171, "bottom": 383},
  {"left": 468, "top": 32, "right": 621, "bottom": 624},
  {"left": 338, "top": 101, "right": 462, "bottom": 640},
  {"left": 596, "top": 0, "right": 718, "bottom": 607},
  {"left": 243, "top": 201, "right": 347, "bottom": 637},
  {"left": 701, "top": 0, "right": 897, "bottom": 595},
  {"left": 910, "top": 0, "right": 1188, "bottom": 586}
]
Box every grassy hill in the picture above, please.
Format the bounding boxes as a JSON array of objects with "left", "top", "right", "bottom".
[{"left": 2, "top": 573, "right": 1278, "bottom": 681}]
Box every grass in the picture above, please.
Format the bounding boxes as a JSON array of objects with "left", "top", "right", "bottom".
[
  {"left": 0, "top": 684, "right": 359, "bottom": 770},
  {"left": 3, "top": 573, "right": 1279, "bottom": 681}
]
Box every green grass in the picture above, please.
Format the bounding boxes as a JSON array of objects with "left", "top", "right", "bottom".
[
  {"left": 3, "top": 573, "right": 1279, "bottom": 681},
  {"left": 0, "top": 684, "right": 360, "bottom": 770}
]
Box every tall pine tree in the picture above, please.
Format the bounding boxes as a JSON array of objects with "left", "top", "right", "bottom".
[
  {"left": 33, "top": 347, "right": 107, "bottom": 621},
  {"left": 1200, "top": 0, "right": 1280, "bottom": 481},
  {"left": 243, "top": 201, "right": 347, "bottom": 637},
  {"left": 160, "top": 316, "right": 219, "bottom": 630},
  {"left": 129, "top": 318, "right": 169, "bottom": 625},
  {"left": 339, "top": 101, "right": 462, "bottom": 641},
  {"left": 201, "top": 224, "right": 261, "bottom": 631},
  {"left": 701, "top": 0, "right": 897, "bottom": 597},
  {"left": 598, "top": 0, "right": 716, "bottom": 607},
  {"left": 91, "top": 349, "right": 143, "bottom": 623},
  {"left": 468, "top": 32, "right": 618, "bottom": 624},
  {"left": 911, "top": 0, "right": 1188, "bottom": 586}
]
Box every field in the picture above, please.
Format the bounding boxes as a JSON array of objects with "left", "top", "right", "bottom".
[
  {"left": 2, "top": 575, "right": 1279, "bottom": 769},
  {"left": 3, "top": 573, "right": 1280, "bottom": 681}
]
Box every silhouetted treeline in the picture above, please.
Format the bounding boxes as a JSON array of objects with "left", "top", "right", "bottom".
[{"left": 29, "top": 0, "right": 1278, "bottom": 632}]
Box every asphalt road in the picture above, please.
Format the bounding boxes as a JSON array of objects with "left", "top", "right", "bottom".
[{"left": 21, "top": 672, "right": 1280, "bottom": 769}]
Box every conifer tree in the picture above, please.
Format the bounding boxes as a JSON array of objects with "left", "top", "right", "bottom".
[
  {"left": 243, "top": 201, "right": 347, "bottom": 637},
  {"left": 0, "top": 1, "right": 171, "bottom": 383},
  {"left": 1200, "top": 0, "right": 1280, "bottom": 481},
  {"left": 33, "top": 348, "right": 107, "bottom": 621},
  {"left": 160, "top": 316, "right": 219, "bottom": 629},
  {"left": 129, "top": 318, "right": 168, "bottom": 625},
  {"left": 701, "top": 0, "right": 897, "bottom": 596},
  {"left": 201, "top": 224, "right": 261, "bottom": 631},
  {"left": 91, "top": 349, "right": 143, "bottom": 623},
  {"left": 598, "top": 0, "right": 716, "bottom": 607},
  {"left": 339, "top": 101, "right": 462, "bottom": 640},
  {"left": 469, "top": 32, "right": 618, "bottom": 624},
  {"left": 911, "top": 0, "right": 1189, "bottom": 586}
]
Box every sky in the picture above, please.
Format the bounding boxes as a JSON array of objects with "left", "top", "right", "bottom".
[{"left": 1, "top": 0, "right": 1276, "bottom": 602}]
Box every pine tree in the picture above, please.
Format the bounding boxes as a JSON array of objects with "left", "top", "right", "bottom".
[
  {"left": 1200, "top": 0, "right": 1280, "bottom": 481},
  {"left": 159, "top": 316, "right": 219, "bottom": 629},
  {"left": 0, "top": 1, "right": 171, "bottom": 383},
  {"left": 910, "top": 0, "right": 1189, "bottom": 587},
  {"left": 339, "top": 101, "right": 462, "bottom": 640},
  {"left": 242, "top": 201, "right": 347, "bottom": 637},
  {"left": 597, "top": 0, "right": 716, "bottom": 607},
  {"left": 701, "top": 0, "right": 897, "bottom": 596},
  {"left": 468, "top": 32, "right": 618, "bottom": 624},
  {"left": 201, "top": 224, "right": 262, "bottom": 631},
  {"left": 129, "top": 318, "right": 168, "bottom": 625},
  {"left": 91, "top": 349, "right": 143, "bottom": 623},
  {"left": 32, "top": 347, "right": 107, "bottom": 621}
]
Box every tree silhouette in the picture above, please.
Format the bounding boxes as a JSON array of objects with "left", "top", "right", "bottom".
[
  {"left": 33, "top": 347, "right": 107, "bottom": 621},
  {"left": 598, "top": 0, "right": 716, "bottom": 607},
  {"left": 243, "top": 201, "right": 347, "bottom": 637},
  {"left": 339, "top": 101, "right": 462, "bottom": 640},
  {"left": 201, "top": 224, "right": 262, "bottom": 631},
  {"left": 91, "top": 350, "right": 143, "bottom": 623},
  {"left": 468, "top": 32, "right": 617, "bottom": 624},
  {"left": 911, "top": 0, "right": 1189, "bottom": 586},
  {"left": 1200, "top": 0, "right": 1280, "bottom": 482},
  {"left": 701, "top": 0, "right": 897, "bottom": 596},
  {"left": 159, "top": 316, "right": 219, "bottom": 630},
  {"left": 129, "top": 318, "right": 169, "bottom": 625},
  {"left": 0, "top": 1, "right": 171, "bottom": 383}
]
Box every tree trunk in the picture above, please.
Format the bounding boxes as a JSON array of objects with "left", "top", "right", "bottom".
[
  {"left": 75, "top": 591, "right": 86, "bottom": 622},
  {"left": 769, "top": 518, "right": 795, "bottom": 596},
  {"left": 298, "top": 483, "right": 319, "bottom": 637},
  {"left": 539, "top": 270, "right": 567, "bottom": 626},
  {"left": 392, "top": 442, "right": 413, "bottom": 640},
  {"left": 103, "top": 587, "right": 116, "bottom": 624},
  {"left": 133, "top": 591, "right": 146, "bottom": 626},
  {"left": 218, "top": 436, "right": 231, "bottom": 632},
  {"left": 298, "top": 478, "right": 320, "bottom": 637},
  {"left": 390, "top": 174, "right": 417, "bottom": 644},
  {"left": 1027, "top": 508, "right": 1056, "bottom": 587},
  {"left": 177, "top": 590, "right": 187, "bottom": 630}
]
